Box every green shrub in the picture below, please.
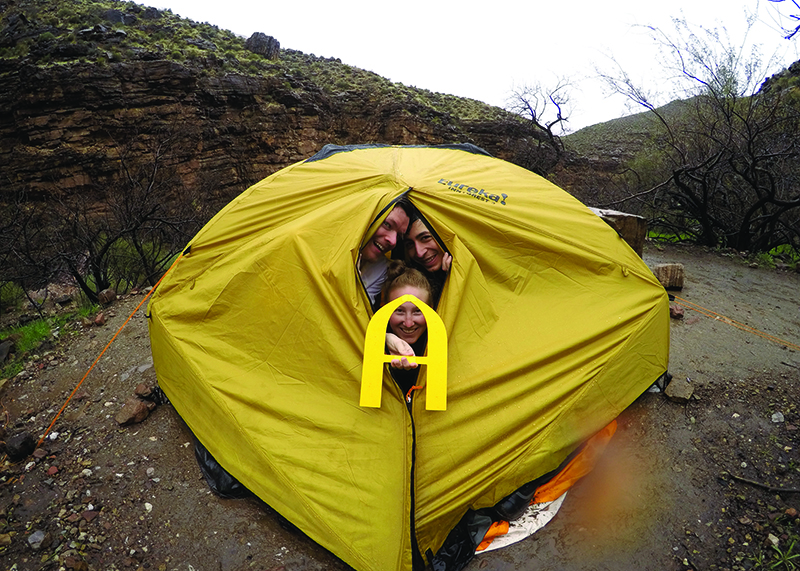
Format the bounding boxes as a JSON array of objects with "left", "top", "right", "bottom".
[
  {"left": 184, "top": 45, "right": 202, "bottom": 59},
  {"left": 0, "top": 282, "right": 25, "bottom": 310},
  {"left": 12, "top": 40, "right": 31, "bottom": 58},
  {"left": 57, "top": 6, "right": 74, "bottom": 21},
  {"left": 768, "top": 244, "right": 800, "bottom": 263}
]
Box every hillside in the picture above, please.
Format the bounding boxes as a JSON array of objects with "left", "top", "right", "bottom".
[
  {"left": 0, "top": 0, "right": 542, "bottom": 209},
  {"left": 559, "top": 62, "right": 800, "bottom": 193},
  {"left": 562, "top": 98, "right": 706, "bottom": 163},
  {"left": 5, "top": 0, "right": 800, "bottom": 215}
]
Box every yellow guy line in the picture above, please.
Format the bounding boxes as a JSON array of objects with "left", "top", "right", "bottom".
[{"left": 37, "top": 254, "right": 182, "bottom": 448}]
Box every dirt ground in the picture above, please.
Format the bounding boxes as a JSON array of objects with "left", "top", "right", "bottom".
[{"left": 1, "top": 242, "right": 799, "bottom": 571}]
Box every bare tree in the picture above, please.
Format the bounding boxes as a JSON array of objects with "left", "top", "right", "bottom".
[
  {"left": 0, "top": 191, "right": 59, "bottom": 313},
  {"left": 108, "top": 128, "right": 207, "bottom": 288},
  {"left": 4, "top": 127, "right": 210, "bottom": 305},
  {"left": 598, "top": 17, "right": 800, "bottom": 256},
  {"left": 505, "top": 79, "right": 571, "bottom": 176},
  {"left": 48, "top": 191, "right": 122, "bottom": 303},
  {"left": 768, "top": 0, "right": 800, "bottom": 39}
]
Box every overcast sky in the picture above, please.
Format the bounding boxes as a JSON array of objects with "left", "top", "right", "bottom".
[{"left": 152, "top": 0, "right": 800, "bottom": 132}]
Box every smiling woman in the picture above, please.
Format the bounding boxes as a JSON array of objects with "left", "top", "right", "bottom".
[
  {"left": 382, "top": 260, "right": 434, "bottom": 392},
  {"left": 384, "top": 261, "right": 432, "bottom": 342},
  {"left": 388, "top": 286, "right": 428, "bottom": 344}
]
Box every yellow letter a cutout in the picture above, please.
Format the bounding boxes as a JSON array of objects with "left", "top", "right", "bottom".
[{"left": 360, "top": 294, "right": 447, "bottom": 410}]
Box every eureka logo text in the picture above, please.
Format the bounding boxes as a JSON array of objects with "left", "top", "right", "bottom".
[{"left": 438, "top": 179, "right": 508, "bottom": 205}]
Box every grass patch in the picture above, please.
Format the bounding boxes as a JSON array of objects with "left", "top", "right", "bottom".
[
  {"left": 0, "top": 300, "right": 99, "bottom": 380},
  {"left": 12, "top": 320, "right": 52, "bottom": 354},
  {"left": 1, "top": 360, "right": 24, "bottom": 380},
  {"left": 647, "top": 230, "right": 694, "bottom": 243},
  {"left": 0, "top": 319, "right": 52, "bottom": 380},
  {"left": 747, "top": 535, "right": 800, "bottom": 570}
]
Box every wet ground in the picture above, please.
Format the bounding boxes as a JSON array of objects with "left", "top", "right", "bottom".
[{"left": 1, "top": 242, "right": 799, "bottom": 571}]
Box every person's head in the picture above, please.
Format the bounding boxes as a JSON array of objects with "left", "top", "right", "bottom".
[
  {"left": 384, "top": 261, "right": 432, "bottom": 345},
  {"left": 404, "top": 218, "right": 446, "bottom": 272},
  {"left": 360, "top": 201, "right": 411, "bottom": 264}
]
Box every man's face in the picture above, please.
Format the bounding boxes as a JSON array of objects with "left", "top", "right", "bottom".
[
  {"left": 360, "top": 206, "right": 410, "bottom": 264},
  {"left": 404, "top": 219, "right": 445, "bottom": 272}
]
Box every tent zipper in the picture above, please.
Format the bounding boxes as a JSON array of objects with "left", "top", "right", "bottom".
[{"left": 407, "top": 391, "right": 425, "bottom": 570}]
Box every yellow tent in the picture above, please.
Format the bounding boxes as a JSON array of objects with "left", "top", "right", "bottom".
[{"left": 148, "top": 144, "right": 669, "bottom": 571}]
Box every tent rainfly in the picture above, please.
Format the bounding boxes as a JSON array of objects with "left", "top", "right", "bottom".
[{"left": 148, "top": 144, "right": 670, "bottom": 571}]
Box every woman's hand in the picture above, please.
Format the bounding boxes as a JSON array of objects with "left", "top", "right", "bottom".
[{"left": 386, "top": 333, "right": 418, "bottom": 369}]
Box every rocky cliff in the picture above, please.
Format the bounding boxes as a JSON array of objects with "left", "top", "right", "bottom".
[{"left": 0, "top": 0, "right": 541, "bottom": 208}]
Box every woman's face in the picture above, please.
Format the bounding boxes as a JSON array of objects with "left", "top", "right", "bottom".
[
  {"left": 387, "top": 285, "right": 429, "bottom": 345},
  {"left": 404, "top": 220, "right": 445, "bottom": 272}
]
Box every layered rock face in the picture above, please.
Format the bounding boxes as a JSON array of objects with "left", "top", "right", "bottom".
[{"left": 0, "top": 57, "right": 534, "bottom": 205}]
